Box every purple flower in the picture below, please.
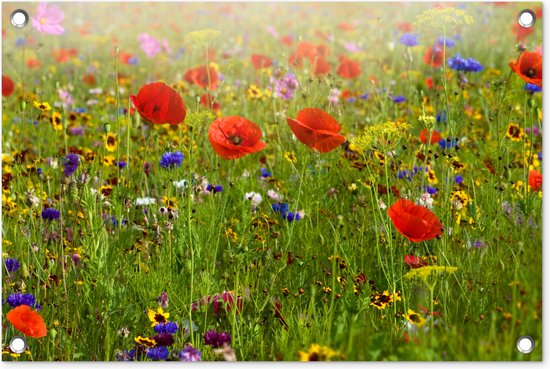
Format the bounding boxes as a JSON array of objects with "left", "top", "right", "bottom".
[
  {"left": 204, "top": 330, "right": 231, "bottom": 348},
  {"left": 116, "top": 161, "right": 127, "bottom": 169},
  {"left": 179, "top": 345, "right": 202, "bottom": 361},
  {"left": 5, "top": 258, "right": 20, "bottom": 273},
  {"left": 153, "top": 333, "right": 175, "bottom": 347},
  {"left": 116, "top": 349, "right": 136, "bottom": 361},
  {"left": 63, "top": 153, "right": 79, "bottom": 176},
  {"left": 69, "top": 126, "right": 85, "bottom": 136},
  {"left": 454, "top": 175, "right": 464, "bottom": 184},
  {"left": 31, "top": 3, "right": 65, "bottom": 35},
  {"left": 160, "top": 151, "right": 184, "bottom": 169},
  {"left": 138, "top": 33, "right": 162, "bottom": 58},
  {"left": 42, "top": 207, "right": 60, "bottom": 221},
  {"left": 437, "top": 36, "right": 455, "bottom": 48},
  {"left": 399, "top": 33, "right": 419, "bottom": 47},
  {"left": 272, "top": 73, "right": 299, "bottom": 100},
  {"left": 146, "top": 346, "right": 169, "bottom": 361}
]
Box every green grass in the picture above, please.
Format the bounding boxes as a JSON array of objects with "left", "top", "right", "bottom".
[{"left": 1, "top": 1, "right": 542, "bottom": 361}]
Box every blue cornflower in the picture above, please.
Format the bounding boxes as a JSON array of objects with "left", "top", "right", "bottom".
[
  {"left": 179, "top": 344, "right": 202, "bottom": 361},
  {"left": 525, "top": 83, "right": 542, "bottom": 93},
  {"left": 116, "top": 161, "right": 127, "bottom": 168},
  {"left": 42, "top": 208, "right": 60, "bottom": 221},
  {"left": 272, "top": 203, "right": 289, "bottom": 216},
  {"left": 128, "top": 57, "right": 139, "bottom": 65},
  {"left": 6, "top": 293, "right": 39, "bottom": 309},
  {"left": 159, "top": 151, "right": 184, "bottom": 169},
  {"left": 538, "top": 152, "right": 542, "bottom": 161},
  {"left": 392, "top": 95, "right": 406, "bottom": 104},
  {"left": 425, "top": 186, "right": 438, "bottom": 195},
  {"left": 154, "top": 322, "right": 179, "bottom": 334},
  {"left": 5, "top": 258, "right": 20, "bottom": 273},
  {"left": 438, "top": 137, "right": 459, "bottom": 149},
  {"left": 413, "top": 166, "right": 428, "bottom": 174},
  {"left": 15, "top": 37, "right": 26, "bottom": 47},
  {"left": 261, "top": 168, "right": 272, "bottom": 178},
  {"left": 63, "top": 153, "right": 80, "bottom": 176},
  {"left": 454, "top": 175, "right": 464, "bottom": 184},
  {"left": 360, "top": 92, "right": 370, "bottom": 99},
  {"left": 146, "top": 346, "right": 169, "bottom": 361},
  {"left": 448, "top": 55, "right": 483, "bottom": 73},
  {"left": 346, "top": 97, "right": 357, "bottom": 103},
  {"left": 206, "top": 184, "right": 223, "bottom": 193},
  {"left": 74, "top": 107, "right": 86, "bottom": 113},
  {"left": 285, "top": 212, "right": 301, "bottom": 221},
  {"left": 437, "top": 36, "right": 455, "bottom": 48},
  {"left": 399, "top": 33, "right": 419, "bottom": 47}
]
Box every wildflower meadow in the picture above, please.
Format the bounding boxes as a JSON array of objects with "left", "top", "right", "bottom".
[{"left": 1, "top": 1, "right": 543, "bottom": 361}]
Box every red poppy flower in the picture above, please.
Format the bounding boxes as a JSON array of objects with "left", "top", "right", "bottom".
[
  {"left": 337, "top": 22, "right": 355, "bottom": 32},
  {"left": 82, "top": 73, "right": 96, "bottom": 86},
  {"left": 119, "top": 51, "right": 135, "bottom": 65},
  {"left": 208, "top": 116, "right": 266, "bottom": 160},
  {"left": 337, "top": 56, "right": 361, "bottom": 79},
  {"left": 251, "top": 54, "right": 272, "bottom": 69},
  {"left": 420, "top": 129, "right": 442, "bottom": 144},
  {"left": 280, "top": 35, "right": 294, "bottom": 47},
  {"left": 26, "top": 58, "right": 41, "bottom": 69},
  {"left": 512, "top": 22, "right": 534, "bottom": 42},
  {"left": 288, "top": 53, "right": 304, "bottom": 68},
  {"left": 424, "top": 46, "right": 443, "bottom": 68},
  {"left": 52, "top": 48, "right": 78, "bottom": 63},
  {"left": 7, "top": 305, "right": 47, "bottom": 338},
  {"left": 2, "top": 75, "right": 14, "bottom": 97},
  {"left": 529, "top": 170, "right": 542, "bottom": 191},
  {"left": 296, "top": 41, "right": 317, "bottom": 60},
  {"left": 509, "top": 51, "right": 542, "bottom": 87},
  {"left": 130, "top": 82, "right": 186, "bottom": 125},
  {"left": 404, "top": 255, "right": 428, "bottom": 268},
  {"left": 184, "top": 65, "right": 219, "bottom": 90},
  {"left": 200, "top": 93, "right": 220, "bottom": 111},
  {"left": 286, "top": 108, "right": 345, "bottom": 153},
  {"left": 312, "top": 56, "right": 331, "bottom": 76},
  {"left": 397, "top": 22, "right": 414, "bottom": 32},
  {"left": 388, "top": 199, "right": 443, "bottom": 243}
]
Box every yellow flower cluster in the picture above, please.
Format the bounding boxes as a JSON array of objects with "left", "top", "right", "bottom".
[
  {"left": 352, "top": 121, "right": 411, "bottom": 151},
  {"left": 405, "top": 266, "right": 458, "bottom": 281},
  {"left": 185, "top": 29, "right": 221, "bottom": 45},
  {"left": 415, "top": 7, "right": 474, "bottom": 30},
  {"left": 298, "top": 344, "right": 338, "bottom": 361}
]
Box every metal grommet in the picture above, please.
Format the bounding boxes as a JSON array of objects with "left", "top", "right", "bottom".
[
  {"left": 9, "top": 336, "right": 27, "bottom": 354},
  {"left": 10, "top": 9, "right": 29, "bottom": 28},
  {"left": 516, "top": 335, "right": 534, "bottom": 354},
  {"left": 517, "top": 9, "right": 536, "bottom": 28}
]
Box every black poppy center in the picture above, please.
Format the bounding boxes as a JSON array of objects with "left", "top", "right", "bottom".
[
  {"left": 526, "top": 68, "right": 536, "bottom": 77},
  {"left": 229, "top": 135, "right": 242, "bottom": 145}
]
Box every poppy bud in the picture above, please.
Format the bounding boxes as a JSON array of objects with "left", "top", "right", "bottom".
[
  {"left": 21, "top": 100, "right": 27, "bottom": 110},
  {"left": 528, "top": 98, "right": 536, "bottom": 109},
  {"left": 104, "top": 123, "right": 111, "bottom": 133}
]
